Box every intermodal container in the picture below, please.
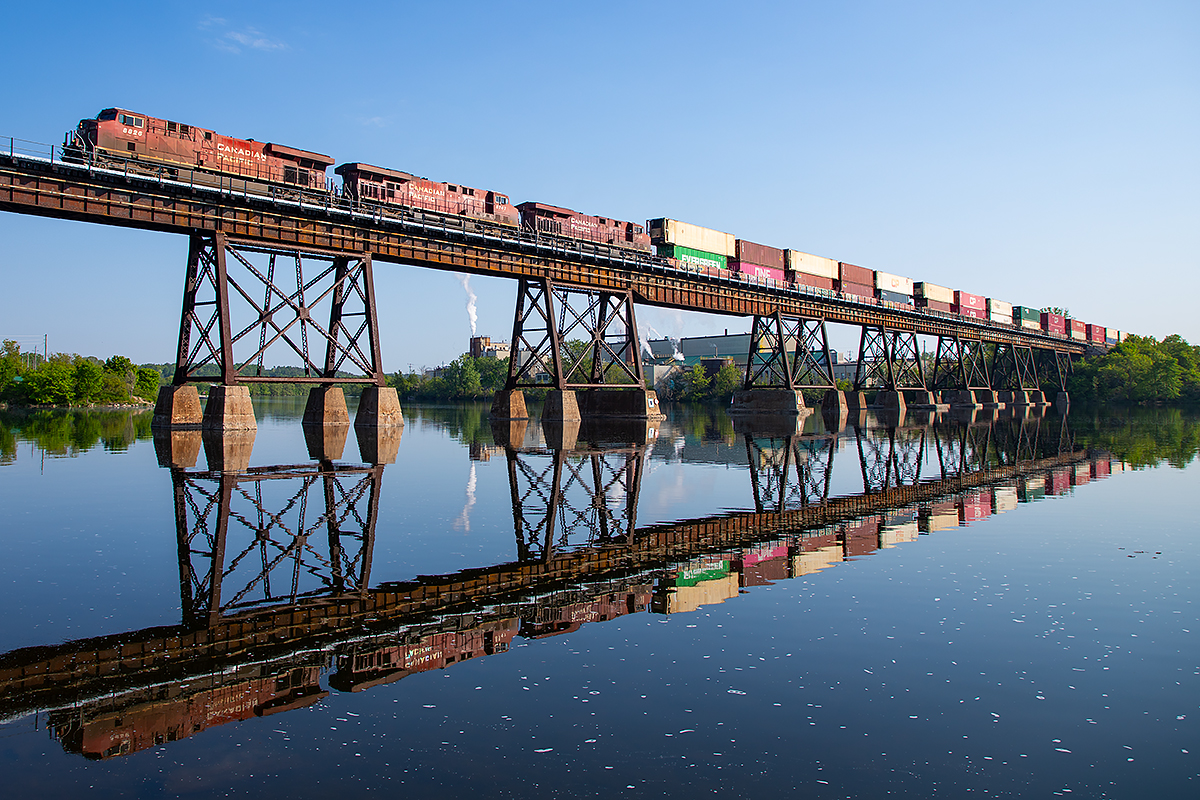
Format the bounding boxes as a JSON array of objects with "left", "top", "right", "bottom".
[
  {"left": 1072, "top": 462, "right": 1091, "bottom": 485},
  {"left": 958, "top": 491, "right": 991, "bottom": 523},
  {"left": 647, "top": 218, "right": 736, "bottom": 257},
  {"left": 1067, "top": 319, "right": 1086, "bottom": 341},
  {"left": 1092, "top": 459, "right": 1110, "bottom": 479},
  {"left": 1041, "top": 312, "right": 1066, "bottom": 335},
  {"left": 878, "top": 288, "right": 914, "bottom": 305},
  {"left": 735, "top": 240, "right": 784, "bottom": 270},
  {"left": 920, "top": 500, "right": 959, "bottom": 532},
  {"left": 841, "top": 281, "right": 875, "bottom": 300},
  {"left": 843, "top": 518, "right": 879, "bottom": 557},
  {"left": 879, "top": 521, "right": 918, "bottom": 547},
  {"left": 917, "top": 298, "right": 952, "bottom": 313},
  {"left": 1014, "top": 306, "right": 1041, "bottom": 330},
  {"left": 874, "top": 270, "right": 914, "bottom": 296},
  {"left": 987, "top": 299, "right": 1014, "bottom": 325},
  {"left": 785, "top": 250, "right": 838, "bottom": 279},
  {"left": 656, "top": 244, "right": 726, "bottom": 272},
  {"left": 839, "top": 262, "right": 873, "bottom": 286},
  {"left": 915, "top": 282, "right": 953, "bottom": 304},
  {"left": 1047, "top": 467, "right": 1071, "bottom": 495},
  {"left": 741, "top": 556, "right": 788, "bottom": 587},
  {"left": 655, "top": 574, "right": 739, "bottom": 615},
  {"left": 1106, "top": 330, "right": 1119, "bottom": 344},
  {"left": 953, "top": 303, "right": 986, "bottom": 319},
  {"left": 1087, "top": 324, "right": 1106, "bottom": 343},
  {"left": 993, "top": 486, "right": 1018, "bottom": 513},
  {"left": 1118, "top": 331, "right": 1129, "bottom": 342},
  {"left": 954, "top": 290, "right": 985, "bottom": 312},
  {"left": 792, "top": 544, "right": 842, "bottom": 576},
  {"left": 730, "top": 261, "right": 785, "bottom": 282},
  {"left": 1019, "top": 475, "right": 1046, "bottom": 502},
  {"left": 793, "top": 272, "right": 836, "bottom": 291}
]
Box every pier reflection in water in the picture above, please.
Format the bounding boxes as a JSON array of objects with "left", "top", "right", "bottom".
[{"left": 0, "top": 405, "right": 1109, "bottom": 764}]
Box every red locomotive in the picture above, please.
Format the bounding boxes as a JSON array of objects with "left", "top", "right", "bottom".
[
  {"left": 517, "top": 201, "right": 652, "bottom": 252},
  {"left": 335, "top": 162, "right": 518, "bottom": 227},
  {"left": 66, "top": 107, "right": 333, "bottom": 190}
]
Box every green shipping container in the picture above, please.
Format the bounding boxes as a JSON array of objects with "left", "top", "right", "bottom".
[
  {"left": 657, "top": 244, "right": 727, "bottom": 272},
  {"left": 674, "top": 559, "right": 730, "bottom": 587},
  {"left": 1014, "top": 306, "right": 1040, "bottom": 323}
]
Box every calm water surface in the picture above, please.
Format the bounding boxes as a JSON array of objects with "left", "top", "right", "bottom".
[{"left": 0, "top": 401, "right": 1195, "bottom": 798}]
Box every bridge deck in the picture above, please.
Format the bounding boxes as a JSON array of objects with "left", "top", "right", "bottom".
[{"left": 0, "top": 150, "right": 1084, "bottom": 353}]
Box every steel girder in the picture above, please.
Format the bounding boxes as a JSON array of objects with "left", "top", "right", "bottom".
[
  {"left": 505, "top": 445, "right": 646, "bottom": 561},
  {"left": 855, "top": 424, "right": 926, "bottom": 494},
  {"left": 742, "top": 314, "right": 837, "bottom": 391},
  {"left": 853, "top": 325, "right": 925, "bottom": 391},
  {"left": 931, "top": 335, "right": 991, "bottom": 391},
  {"left": 174, "top": 462, "right": 383, "bottom": 627},
  {"left": 172, "top": 232, "right": 384, "bottom": 386},
  {"left": 745, "top": 434, "right": 836, "bottom": 513},
  {"left": 504, "top": 277, "right": 644, "bottom": 391},
  {"left": 1035, "top": 349, "right": 1074, "bottom": 390},
  {"left": 990, "top": 344, "right": 1040, "bottom": 391}
]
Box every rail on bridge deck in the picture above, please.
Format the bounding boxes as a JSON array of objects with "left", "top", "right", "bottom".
[{"left": 0, "top": 144, "right": 1086, "bottom": 427}]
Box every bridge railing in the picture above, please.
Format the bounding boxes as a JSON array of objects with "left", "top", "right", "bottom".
[{"left": 0, "top": 135, "right": 1092, "bottom": 349}]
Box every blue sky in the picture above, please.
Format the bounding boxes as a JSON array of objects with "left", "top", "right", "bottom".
[{"left": 0, "top": 1, "right": 1196, "bottom": 367}]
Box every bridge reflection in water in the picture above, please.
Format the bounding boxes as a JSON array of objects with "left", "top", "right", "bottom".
[{"left": 0, "top": 407, "right": 1116, "bottom": 761}]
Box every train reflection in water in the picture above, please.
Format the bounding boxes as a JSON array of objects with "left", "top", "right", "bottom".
[{"left": 0, "top": 407, "right": 1125, "bottom": 761}]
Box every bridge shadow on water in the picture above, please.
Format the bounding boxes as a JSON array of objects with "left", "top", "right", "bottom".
[{"left": 0, "top": 405, "right": 1115, "bottom": 761}]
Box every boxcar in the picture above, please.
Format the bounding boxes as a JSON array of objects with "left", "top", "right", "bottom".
[
  {"left": 518, "top": 202, "right": 651, "bottom": 252},
  {"left": 335, "top": 162, "right": 518, "bottom": 226}
]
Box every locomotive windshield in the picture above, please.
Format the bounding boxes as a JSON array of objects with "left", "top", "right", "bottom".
[{"left": 98, "top": 109, "right": 118, "bottom": 121}]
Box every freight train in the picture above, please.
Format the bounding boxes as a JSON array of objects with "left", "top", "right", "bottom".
[{"left": 64, "top": 107, "right": 1120, "bottom": 343}]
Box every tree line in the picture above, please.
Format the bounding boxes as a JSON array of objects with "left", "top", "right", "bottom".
[
  {"left": 1068, "top": 334, "right": 1200, "bottom": 405},
  {"left": 0, "top": 342, "right": 160, "bottom": 407}
]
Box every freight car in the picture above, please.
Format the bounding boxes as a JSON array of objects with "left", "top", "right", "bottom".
[
  {"left": 65, "top": 107, "right": 333, "bottom": 193},
  {"left": 518, "top": 202, "right": 651, "bottom": 252},
  {"left": 336, "top": 162, "right": 518, "bottom": 227}
]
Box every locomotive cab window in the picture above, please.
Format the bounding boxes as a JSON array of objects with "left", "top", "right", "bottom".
[
  {"left": 119, "top": 114, "right": 144, "bottom": 128},
  {"left": 284, "top": 166, "right": 298, "bottom": 184},
  {"left": 99, "top": 109, "right": 118, "bottom": 121}
]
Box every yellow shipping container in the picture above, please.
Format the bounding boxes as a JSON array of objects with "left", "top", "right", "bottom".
[
  {"left": 792, "top": 545, "right": 843, "bottom": 576},
  {"left": 784, "top": 250, "right": 839, "bottom": 279},
  {"left": 649, "top": 218, "right": 736, "bottom": 257},
  {"left": 662, "top": 574, "right": 739, "bottom": 614}
]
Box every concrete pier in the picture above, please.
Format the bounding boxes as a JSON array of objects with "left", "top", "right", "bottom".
[
  {"left": 202, "top": 385, "right": 257, "bottom": 431},
  {"left": 541, "top": 390, "right": 581, "bottom": 421},
  {"left": 303, "top": 386, "right": 350, "bottom": 426},
  {"left": 152, "top": 429, "right": 203, "bottom": 469},
  {"left": 354, "top": 387, "right": 404, "bottom": 428},
  {"left": 944, "top": 389, "right": 981, "bottom": 408},
  {"left": 490, "top": 389, "right": 529, "bottom": 420},
  {"left": 730, "top": 388, "right": 806, "bottom": 415},
  {"left": 872, "top": 390, "right": 906, "bottom": 413},
  {"left": 303, "top": 422, "right": 349, "bottom": 462},
  {"left": 577, "top": 389, "right": 666, "bottom": 419},
  {"left": 201, "top": 429, "right": 256, "bottom": 472},
  {"left": 152, "top": 385, "right": 203, "bottom": 429},
  {"left": 355, "top": 425, "right": 402, "bottom": 465}
]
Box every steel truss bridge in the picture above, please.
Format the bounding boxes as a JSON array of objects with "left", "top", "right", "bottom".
[
  {"left": 0, "top": 143, "right": 1087, "bottom": 404},
  {"left": 0, "top": 409, "right": 1096, "bottom": 755}
]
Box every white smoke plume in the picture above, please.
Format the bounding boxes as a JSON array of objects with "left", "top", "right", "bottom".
[
  {"left": 453, "top": 463, "right": 478, "bottom": 532},
  {"left": 457, "top": 274, "right": 477, "bottom": 336}
]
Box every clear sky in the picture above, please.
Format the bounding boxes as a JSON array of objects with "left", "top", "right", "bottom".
[{"left": 0, "top": 1, "right": 1196, "bottom": 367}]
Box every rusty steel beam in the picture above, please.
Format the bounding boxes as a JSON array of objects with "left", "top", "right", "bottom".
[{"left": 0, "top": 155, "right": 1086, "bottom": 355}]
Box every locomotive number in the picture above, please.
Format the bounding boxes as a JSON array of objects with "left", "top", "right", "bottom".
[{"left": 121, "top": 127, "right": 144, "bottom": 137}]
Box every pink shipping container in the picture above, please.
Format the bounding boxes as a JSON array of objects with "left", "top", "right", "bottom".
[
  {"left": 957, "top": 490, "right": 992, "bottom": 523},
  {"left": 917, "top": 298, "right": 952, "bottom": 313},
  {"left": 842, "top": 518, "right": 879, "bottom": 557},
  {"left": 1041, "top": 312, "right": 1066, "bottom": 335},
  {"left": 730, "top": 261, "right": 785, "bottom": 282},
  {"left": 839, "top": 262, "right": 873, "bottom": 286},
  {"left": 954, "top": 290, "right": 985, "bottom": 311},
  {"left": 953, "top": 305, "right": 986, "bottom": 319},
  {"left": 735, "top": 240, "right": 785, "bottom": 270},
  {"left": 1087, "top": 324, "right": 1106, "bottom": 343},
  {"left": 1092, "top": 459, "right": 1110, "bottom": 479},
  {"left": 738, "top": 542, "right": 789, "bottom": 567}
]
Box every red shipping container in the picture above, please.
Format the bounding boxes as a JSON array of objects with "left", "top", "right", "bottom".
[
  {"left": 1087, "top": 324, "right": 1106, "bottom": 343},
  {"left": 799, "top": 532, "right": 838, "bottom": 551},
  {"left": 1040, "top": 312, "right": 1066, "bottom": 335},
  {"left": 1072, "top": 463, "right": 1091, "bottom": 486},
  {"left": 741, "top": 556, "right": 789, "bottom": 587},
  {"left": 841, "top": 281, "right": 875, "bottom": 300},
  {"left": 735, "top": 240, "right": 785, "bottom": 270},
  {"left": 792, "top": 272, "right": 836, "bottom": 291},
  {"left": 953, "top": 305, "right": 986, "bottom": 319},
  {"left": 957, "top": 490, "right": 991, "bottom": 523},
  {"left": 1047, "top": 467, "right": 1071, "bottom": 495},
  {"left": 954, "top": 291, "right": 985, "bottom": 310},
  {"left": 839, "top": 262, "right": 873, "bottom": 286},
  {"left": 843, "top": 518, "right": 879, "bottom": 557},
  {"left": 1092, "top": 459, "right": 1110, "bottom": 479},
  {"left": 917, "top": 298, "right": 953, "bottom": 313},
  {"left": 730, "top": 261, "right": 785, "bottom": 282}
]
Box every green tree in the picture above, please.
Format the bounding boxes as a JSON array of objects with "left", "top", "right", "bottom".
[
  {"left": 711, "top": 362, "right": 741, "bottom": 402},
  {"left": 134, "top": 367, "right": 161, "bottom": 399},
  {"left": 444, "top": 355, "right": 483, "bottom": 398},
  {"left": 24, "top": 356, "right": 75, "bottom": 404},
  {"left": 72, "top": 357, "right": 104, "bottom": 403}
]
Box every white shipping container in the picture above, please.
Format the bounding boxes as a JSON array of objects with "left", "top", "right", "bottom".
[
  {"left": 880, "top": 521, "right": 919, "bottom": 547},
  {"left": 792, "top": 545, "right": 843, "bottom": 576},
  {"left": 987, "top": 299, "right": 1013, "bottom": 317},
  {"left": 874, "top": 270, "right": 914, "bottom": 296},
  {"left": 1020, "top": 318, "right": 1041, "bottom": 331},
  {"left": 993, "top": 487, "right": 1018, "bottom": 513},
  {"left": 652, "top": 219, "right": 736, "bottom": 257},
  {"left": 914, "top": 282, "right": 953, "bottom": 304},
  {"left": 990, "top": 311, "right": 1014, "bottom": 325},
  {"left": 784, "top": 250, "right": 838, "bottom": 279}
]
